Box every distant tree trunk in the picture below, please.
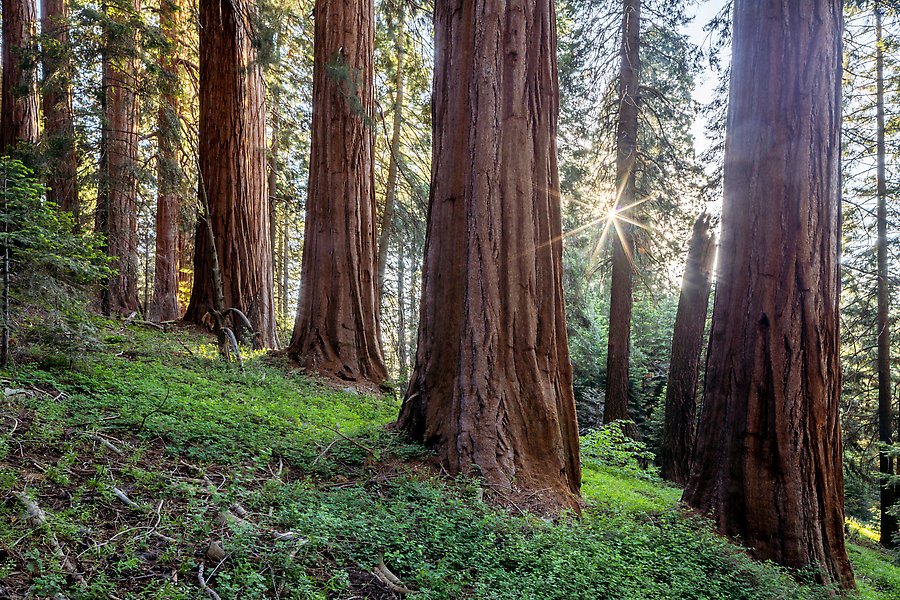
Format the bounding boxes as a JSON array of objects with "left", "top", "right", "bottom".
[
  {"left": 148, "top": 0, "right": 182, "bottom": 322},
  {"left": 397, "top": 235, "right": 407, "bottom": 381},
  {"left": 1, "top": 0, "right": 39, "bottom": 151},
  {"left": 281, "top": 214, "right": 289, "bottom": 320},
  {"left": 874, "top": 3, "right": 897, "bottom": 550},
  {"left": 376, "top": 3, "right": 406, "bottom": 306},
  {"left": 184, "top": 0, "right": 276, "bottom": 348},
  {"left": 603, "top": 0, "right": 640, "bottom": 434},
  {"left": 97, "top": 0, "right": 140, "bottom": 315},
  {"left": 397, "top": 0, "right": 581, "bottom": 511},
  {"left": 41, "top": 0, "right": 79, "bottom": 222},
  {"left": 658, "top": 213, "right": 715, "bottom": 485},
  {"left": 683, "top": 0, "right": 854, "bottom": 588},
  {"left": 287, "top": 0, "right": 387, "bottom": 384}
]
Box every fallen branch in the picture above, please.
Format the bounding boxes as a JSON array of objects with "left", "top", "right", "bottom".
[
  {"left": 14, "top": 492, "right": 85, "bottom": 585},
  {"left": 374, "top": 557, "right": 415, "bottom": 595},
  {"left": 109, "top": 486, "right": 143, "bottom": 510},
  {"left": 319, "top": 424, "right": 375, "bottom": 459},
  {"left": 197, "top": 562, "right": 223, "bottom": 600},
  {"left": 87, "top": 433, "right": 124, "bottom": 455}
]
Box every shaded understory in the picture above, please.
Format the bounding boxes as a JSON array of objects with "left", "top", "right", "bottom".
[{"left": 0, "top": 322, "right": 897, "bottom": 598}]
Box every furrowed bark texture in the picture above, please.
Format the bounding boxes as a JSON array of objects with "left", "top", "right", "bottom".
[
  {"left": 148, "top": 0, "right": 183, "bottom": 322},
  {"left": 659, "top": 213, "right": 715, "bottom": 485},
  {"left": 184, "top": 0, "right": 276, "bottom": 348},
  {"left": 682, "top": 0, "right": 854, "bottom": 588},
  {"left": 1, "top": 0, "right": 39, "bottom": 151},
  {"left": 288, "top": 0, "right": 387, "bottom": 384},
  {"left": 603, "top": 0, "right": 640, "bottom": 432},
  {"left": 397, "top": 0, "right": 581, "bottom": 511},
  {"left": 41, "top": 0, "right": 79, "bottom": 222},
  {"left": 97, "top": 0, "right": 140, "bottom": 315}
]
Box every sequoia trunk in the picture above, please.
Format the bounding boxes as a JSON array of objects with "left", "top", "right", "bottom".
[
  {"left": 97, "top": 0, "right": 140, "bottom": 315},
  {"left": 41, "top": 0, "right": 79, "bottom": 221},
  {"left": 603, "top": 0, "right": 640, "bottom": 433},
  {"left": 397, "top": 0, "right": 581, "bottom": 511},
  {"left": 682, "top": 0, "right": 854, "bottom": 588},
  {"left": 184, "top": 0, "right": 276, "bottom": 348},
  {"left": 287, "top": 0, "right": 387, "bottom": 384},
  {"left": 148, "top": 0, "right": 183, "bottom": 322},
  {"left": 1, "top": 0, "right": 39, "bottom": 151},
  {"left": 659, "top": 214, "right": 715, "bottom": 485}
]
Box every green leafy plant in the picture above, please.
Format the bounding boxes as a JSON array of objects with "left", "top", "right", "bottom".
[
  {"left": 581, "top": 421, "right": 658, "bottom": 480},
  {"left": 0, "top": 157, "right": 110, "bottom": 364}
]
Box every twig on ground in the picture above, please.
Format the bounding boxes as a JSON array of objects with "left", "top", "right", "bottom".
[{"left": 197, "top": 562, "right": 223, "bottom": 600}]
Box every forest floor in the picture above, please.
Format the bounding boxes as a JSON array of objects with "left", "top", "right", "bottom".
[{"left": 0, "top": 321, "right": 898, "bottom": 599}]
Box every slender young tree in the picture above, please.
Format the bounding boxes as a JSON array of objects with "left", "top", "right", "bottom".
[
  {"left": 184, "top": 0, "right": 276, "bottom": 348},
  {"left": 41, "top": 0, "right": 79, "bottom": 222},
  {"left": 1, "top": 0, "right": 40, "bottom": 152},
  {"left": 148, "top": 0, "right": 183, "bottom": 322},
  {"left": 873, "top": 2, "right": 898, "bottom": 549},
  {"left": 603, "top": 0, "right": 640, "bottom": 432},
  {"left": 683, "top": 0, "right": 855, "bottom": 587},
  {"left": 659, "top": 213, "right": 715, "bottom": 485},
  {"left": 287, "top": 0, "right": 387, "bottom": 384},
  {"left": 97, "top": 0, "right": 140, "bottom": 315},
  {"left": 376, "top": 2, "right": 406, "bottom": 306},
  {"left": 397, "top": 0, "right": 581, "bottom": 511}
]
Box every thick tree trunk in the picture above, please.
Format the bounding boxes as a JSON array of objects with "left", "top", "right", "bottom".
[
  {"left": 682, "top": 0, "right": 854, "bottom": 588},
  {"left": 1, "top": 0, "right": 39, "bottom": 151},
  {"left": 376, "top": 4, "right": 406, "bottom": 306},
  {"left": 41, "top": 0, "right": 79, "bottom": 222},
  {"left": 874, "top": 4, "right": 897, "bottom": 550},
  {"left": 287, "top": 0, "right": 386, "bottom": 384},
  {"left": 603, "top": 0, "right": 640, "bottom": 434},
  {"left": 659, "top": 213, "right": 715, "bottom": 485},
  {"left": 184, "top": 0, "right": 276, "bottom": 348},
  {"left": 397, "top": 0, "right": 581, "bottom": 512},
  {"left": 148, "top": 0, "right": 183, "bottom": 323},
  {"left": 97, "top": 0, "right": 140, "bottom": 315}
]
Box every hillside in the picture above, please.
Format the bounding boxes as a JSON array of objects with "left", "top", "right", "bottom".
[{"left": 0, "top": 321, "right": 897, "bottom": 599}]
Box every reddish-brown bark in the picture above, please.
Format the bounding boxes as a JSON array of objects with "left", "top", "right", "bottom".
[
  {"left": 41, "top": 0, "right": 79, "bottom": 222},
  {"left": 287, "top": 0, "right": 386, "bottom": 384},
  {"left": 148, "top": 0, "right": 183, "bottom": 323},
  {"left": 603, "top": 0, "right": 640, "bottom": 433},
  {"left": 1, "top": 0, "right": 39, "bottom": 151},
  {"left": 97, "top": 0, "right": 140, "bottom": 315},
  {"left": 184, "top": 0, "right": 276, "bottom": 348},
  {"left": 397, "top": 0, "right": 581, "bottom": 512},
  {"left": 658, "top": 214, "right": 715, "bottom": 485},
  {"left": 683, "top": 0, "right": 854, "bottom": 588}
]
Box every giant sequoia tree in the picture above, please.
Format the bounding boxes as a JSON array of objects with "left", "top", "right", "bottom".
[
  {"left": 97, "top": 0, "right": 140, "bottom": 315},
  {"left": 604, "top": 0, "right": 640, "bottom": 431},
  {"left": 683, "top": 0, "right": 855, "bottom": 588},
  {"left": 148, "top": 0, "right": 183, "bottom": 322},
  {"left": 1, "top": 0, "right": 39, "bottom": 152},
  {"left": 41, "top": 0, "right": 79, "bottom": 221},
  {"left": 287, "top": 0, "right": 386, "bottom": 384},
  {"left": 659, "top": 213, "right": 714, "bottom": 485},
  {"left": 184, "top": 0, "right": 276, "bottom": 348},
  {"left": 397, "top": 0, "right": 581, "bottom": 510}
]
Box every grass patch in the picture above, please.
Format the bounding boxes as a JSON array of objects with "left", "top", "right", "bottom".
[{"left": 0, "top": 322, "right": 896, "bottom": 598}]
